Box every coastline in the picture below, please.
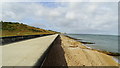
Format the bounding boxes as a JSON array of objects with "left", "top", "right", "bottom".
[
  {"left": 112, "top": 56, "right": 120, "bottom": 64},
  {"left": 62, "top": 34, "right": 119, "bottom": 66},
  {"left": 65, "top": 34, "right": 120, "bottom": 56}
]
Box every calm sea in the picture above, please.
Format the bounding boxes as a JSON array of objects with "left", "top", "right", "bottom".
[
  {"left": 66, "top": 34, "right": 120, "bottom": 63},
  {"left": 66, "top": 34, "right": 119, "bottom": 53}
]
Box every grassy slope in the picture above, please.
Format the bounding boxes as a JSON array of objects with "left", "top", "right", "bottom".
[{"left": 1, "top": 21, "right": 59, "bottom": 37}]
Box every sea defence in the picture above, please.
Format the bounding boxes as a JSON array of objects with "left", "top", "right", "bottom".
[
  {"left": 2, "top": 34, "right": 58, "bottom": 67},
  {"left": 1, "top": 34, "right": 119, "bottom": 67},
  {"left": 43, "top": 35, "right": 119, "bottom": 67}
]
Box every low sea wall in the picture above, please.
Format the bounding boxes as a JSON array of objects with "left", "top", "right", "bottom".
[
  {"left": 2, "top": 34, "right": 59, "bottom": 68},
  {"left": 1, "top": 34, "right": 52, "bottom": 45}
]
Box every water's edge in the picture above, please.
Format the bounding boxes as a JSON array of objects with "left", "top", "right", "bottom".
[{"left": 64, "top": 34, "right": 120, "bottom": 64}]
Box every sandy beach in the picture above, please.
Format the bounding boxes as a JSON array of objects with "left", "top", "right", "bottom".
[{"left": 43, "top": 35, "right": 118, "bottom": 66}]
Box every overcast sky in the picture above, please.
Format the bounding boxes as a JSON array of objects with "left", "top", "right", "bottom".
[{"left": 2, "top": 2, "right": 118, "bottom": 35}]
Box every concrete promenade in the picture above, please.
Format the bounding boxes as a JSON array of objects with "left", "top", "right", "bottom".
[{"left": 2, "top": 34, "right": 58, "bottom": 66}]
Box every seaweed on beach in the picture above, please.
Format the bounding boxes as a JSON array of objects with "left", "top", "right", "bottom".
[
  {"left": 80, "top": 41, "right": 95, "bottom": 44},
  {"left": 91, "top": 49, "right": 120, "bottom": 56}
]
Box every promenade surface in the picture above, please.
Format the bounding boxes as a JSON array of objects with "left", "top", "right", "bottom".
[
  {"left": 1, "top": 34, "right": 119, "bottom": 67},
  {"left": 2, "top": 34, "right": 58, "bottom": 66},
  {"left": 0, "top": 46, "right": 1, "bottom": 67}
]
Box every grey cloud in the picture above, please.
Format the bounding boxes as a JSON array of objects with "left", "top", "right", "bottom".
[{"left": 2, "top": 2, "right": 118, "bottom": 35}]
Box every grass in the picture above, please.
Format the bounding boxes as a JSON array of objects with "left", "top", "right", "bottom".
[{"left": 1, "top": 21, "right": 59, "bottom": 37}]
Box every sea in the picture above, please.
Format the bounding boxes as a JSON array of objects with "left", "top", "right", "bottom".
[{"left": 66, "top": 34, "right": 119, "bottom": 63}]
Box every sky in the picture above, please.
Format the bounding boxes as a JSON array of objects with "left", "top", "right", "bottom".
[{"left": 1, "top": 2, "right": 118, "bottom": 35}]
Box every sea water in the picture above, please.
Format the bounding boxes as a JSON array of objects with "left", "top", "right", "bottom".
[
  {"left": 66, "top": 34, "right": 119, "bottom": 63},
  {"left": 67, "top": 34, "right": 119, "bottom": 53}
]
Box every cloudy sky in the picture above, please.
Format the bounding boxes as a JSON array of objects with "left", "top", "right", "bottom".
[{"left": 1, "top": 2, "right": 118, "bottom": 35}]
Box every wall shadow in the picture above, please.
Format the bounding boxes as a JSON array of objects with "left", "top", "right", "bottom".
[{"left": 42, "top": 35, "right": 67, "bottom": 67}]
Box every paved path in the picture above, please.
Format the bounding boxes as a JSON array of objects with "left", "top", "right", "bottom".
[
  {"left": 2, "top": 34, "right": 58, "bottom": 66},
  {"left": 0, "top": 46, "right": 2, "bottom": 68}
]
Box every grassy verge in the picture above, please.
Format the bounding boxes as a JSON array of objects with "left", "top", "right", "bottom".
[{"left": 1, "top": 21, "right": 60, "bottom": 37}]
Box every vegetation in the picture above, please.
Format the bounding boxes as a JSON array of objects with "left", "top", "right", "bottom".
[{"left": 1, "top": 21, "right": 60, "bottom": 37}]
